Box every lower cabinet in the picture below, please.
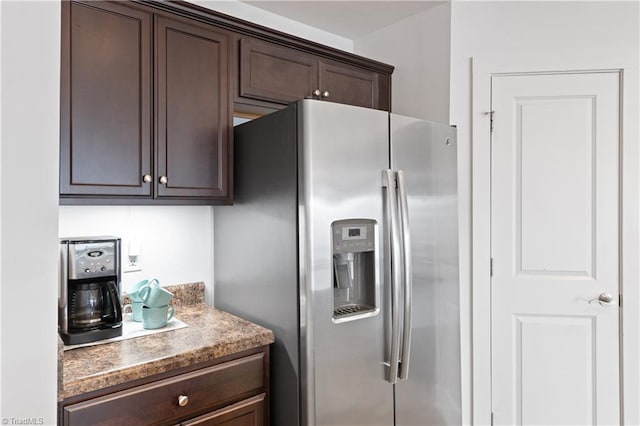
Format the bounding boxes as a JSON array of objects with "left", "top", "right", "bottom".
[
  {"left": 61, "top": 349, "right": 268, "bottom": 426},
  {"left": 182, "top": 393, "right": 265, "bottom": 426}
]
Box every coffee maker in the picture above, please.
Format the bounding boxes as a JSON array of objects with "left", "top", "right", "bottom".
[{"left": 59, "top": 237, "right": 123, "bottom": 345}]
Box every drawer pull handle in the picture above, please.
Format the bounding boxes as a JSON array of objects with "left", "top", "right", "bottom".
[{"left": 178, "top": 395, "right": 189, "bottom": 407}]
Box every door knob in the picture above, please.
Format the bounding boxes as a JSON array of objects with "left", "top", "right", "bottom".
[
  {"left": 159, "top": 176, "right": 168, "bottom": 185},
  {"left": 589, "top": 292, "right": 614, "bottom": 306},
  {"left": 142, "top": 174, "right": 152, "bottom": 183}
]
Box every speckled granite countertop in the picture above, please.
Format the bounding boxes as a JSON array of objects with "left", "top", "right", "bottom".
[{"left": 60, "top": 283, "right": 274, "bottom": 401}]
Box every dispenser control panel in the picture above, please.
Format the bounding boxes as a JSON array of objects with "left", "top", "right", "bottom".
[{"left": 333, "top": 221, "right": 374, "bottom": 254}]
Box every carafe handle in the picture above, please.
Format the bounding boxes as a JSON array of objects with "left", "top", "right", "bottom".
[{"left": 104, "top": 281, "right": 123, "bottom": 324}]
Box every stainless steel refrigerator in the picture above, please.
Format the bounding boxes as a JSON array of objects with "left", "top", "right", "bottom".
[{"left": 214, "top": 99, "right": 461, "bottom": 426}]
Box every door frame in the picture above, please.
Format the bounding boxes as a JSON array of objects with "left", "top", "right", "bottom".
[{"left": 471, "top": 49, "right": 639, "bottom": 425}]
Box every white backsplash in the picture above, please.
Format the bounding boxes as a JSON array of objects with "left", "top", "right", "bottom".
[{"left": 58, "top": 205, "right": 214, "bottom": 304}]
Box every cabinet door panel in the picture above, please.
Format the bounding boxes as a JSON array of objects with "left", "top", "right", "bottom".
[
  {"left": 239, "top": 38, "right": 318, "bottom": 105},
  {"left": 156, "top": 16, "right": 231, "bottom": 201},
  {"left": 182, "top": 394, "right": 265, "bottom": 426},
  {"left": 319, "top": 61, "right": 380, "bottom": 109},
  {"left": 60, "top": 1, "right": 152, "bottom": 196}
]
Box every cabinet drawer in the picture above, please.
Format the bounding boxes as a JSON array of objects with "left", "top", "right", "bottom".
[{"left": 63, "top": 353, "right": 265, "bottom": 426}]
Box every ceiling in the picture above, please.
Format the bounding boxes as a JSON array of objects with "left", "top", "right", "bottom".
[{"left": 240, "top": 1, "right": 445, "bottom": 39}]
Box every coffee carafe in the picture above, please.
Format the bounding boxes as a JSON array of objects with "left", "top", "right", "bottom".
[
  {"left": 68, "top": 281, "right": 120, "bottom": 330},
  {"left": 59, "top": 237, "right": 123, "bottom": 345}
]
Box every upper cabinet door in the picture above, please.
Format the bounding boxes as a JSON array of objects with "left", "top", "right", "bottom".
[
  {"left": 155, "top": 16, "right": 232, "bottom": 201},
  {"left": 239, "top": 38, "right": 318, "bottom": 105},
  {"left": 60, "top": 1, "right": 152, "bottom": 197},
  {"left": 318, "top": 61, "right": 380, "bottom": 110},
  {"left": 235, "top": 37, "right": 391, "bottom": 112}
]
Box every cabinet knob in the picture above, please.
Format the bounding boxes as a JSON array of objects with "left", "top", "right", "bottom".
[
  {"left": 178, "top": 395, "right": 189, "bottom": 407},
  {"left": 322, "top": 90, "right": 330, "bottom": 98},
  {"left": 313, "top": 89, "right": 321, "bottom": 97},
  {"left": 159, "top": 176, "right": 168, "bottom": 185},
  {"left": 143, "top": 174, "right": 152, "bottom": 183}
]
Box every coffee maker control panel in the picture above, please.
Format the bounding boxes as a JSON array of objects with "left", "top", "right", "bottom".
[{"left": 67, "top": 240, "right": 118, "bottom": 280}]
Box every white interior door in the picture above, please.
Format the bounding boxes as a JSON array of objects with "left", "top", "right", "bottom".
[{"left": 491, "top": 72, "right": 620, "bottom": 425}]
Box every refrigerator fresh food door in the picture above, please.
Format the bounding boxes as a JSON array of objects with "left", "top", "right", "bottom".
[
  {"left": 298, "top": 100, "right": 394, "bottom": 425},
  {"left": 391, "top": 115, "right": 462, "bottom": 425}
]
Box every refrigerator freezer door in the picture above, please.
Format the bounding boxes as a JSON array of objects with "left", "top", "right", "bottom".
[
  {"left": 215, "top": 106, "right": 301, "bottom": 426},
  {"left": 391, "top": 115, "right": 462, "bottom": 425},
  {"left": 298, "top": 100, "right": 394, "bottom": 425}
]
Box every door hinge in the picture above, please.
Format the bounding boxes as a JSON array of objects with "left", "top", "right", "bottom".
[
  {"left": 619, "top": 294, "right": 623, "bottom": 307},
  {"left": 484, "top": 110, "right": 495, "bottom": 132},
  {"left": 490, "top": 258, "right": 494, "bottom": 277}
]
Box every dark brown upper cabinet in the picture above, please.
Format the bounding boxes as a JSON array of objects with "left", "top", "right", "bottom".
[
  {"left": 239, "top": 38, "right": 318, "bottom": 105},
  {"left": 318, "top": 60, "right": 379, "bottom": 109},
  {"left": 60, "top": 1, "right": 233, "bottom": 205},
  {"left": 60, "top": 0, "right": 393, "bottom": 204},
  {"left": 60, "top": 1, "right": 153, "bottom": 198},
  {"left": 155, "top": 16, "right": 231, "bottom": 200},
  {"left": 236, "top": 37, "right": 391, "bottom": 112}
]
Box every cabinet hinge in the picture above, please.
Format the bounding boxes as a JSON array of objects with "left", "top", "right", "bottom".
[
  {"left": 490, "top": 258, "right": 494, "bottom": 277},
  {"left": 619, "top": 294, "right": 623, "bottom": 307},
  {"left": 491, "top": 412, "right": 494, "bottom": 426},
  {"left": 484, "top": 110, "right": 495, "bottom": 132}
]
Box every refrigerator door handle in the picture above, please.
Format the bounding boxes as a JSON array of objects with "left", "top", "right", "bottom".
[
  {"left": 397, "top": 170, "right": 412, "bottom": 380},
  {"left": 384, "top": 169, "right": 402, "bottom": 384}
]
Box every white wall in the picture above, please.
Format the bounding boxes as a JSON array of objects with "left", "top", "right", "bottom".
[
  {"left": 450, "top": 2, "right": 639, "bottom": 425},
  {"left": 0, "top": 1, "right": 60, "bottom": 422},
  {"left": 353, "top": 2, "right": 451, "bottom": 122},
  {"left": 192, "top": 0, "right": 352, "bottom": 52},
  {"left": 58, "top": 206, "right": 215, "bottom": 301}
]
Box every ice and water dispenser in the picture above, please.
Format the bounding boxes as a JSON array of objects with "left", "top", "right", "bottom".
[{"left": 331, "top": 219, "right": 377, "bottom": 322}]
